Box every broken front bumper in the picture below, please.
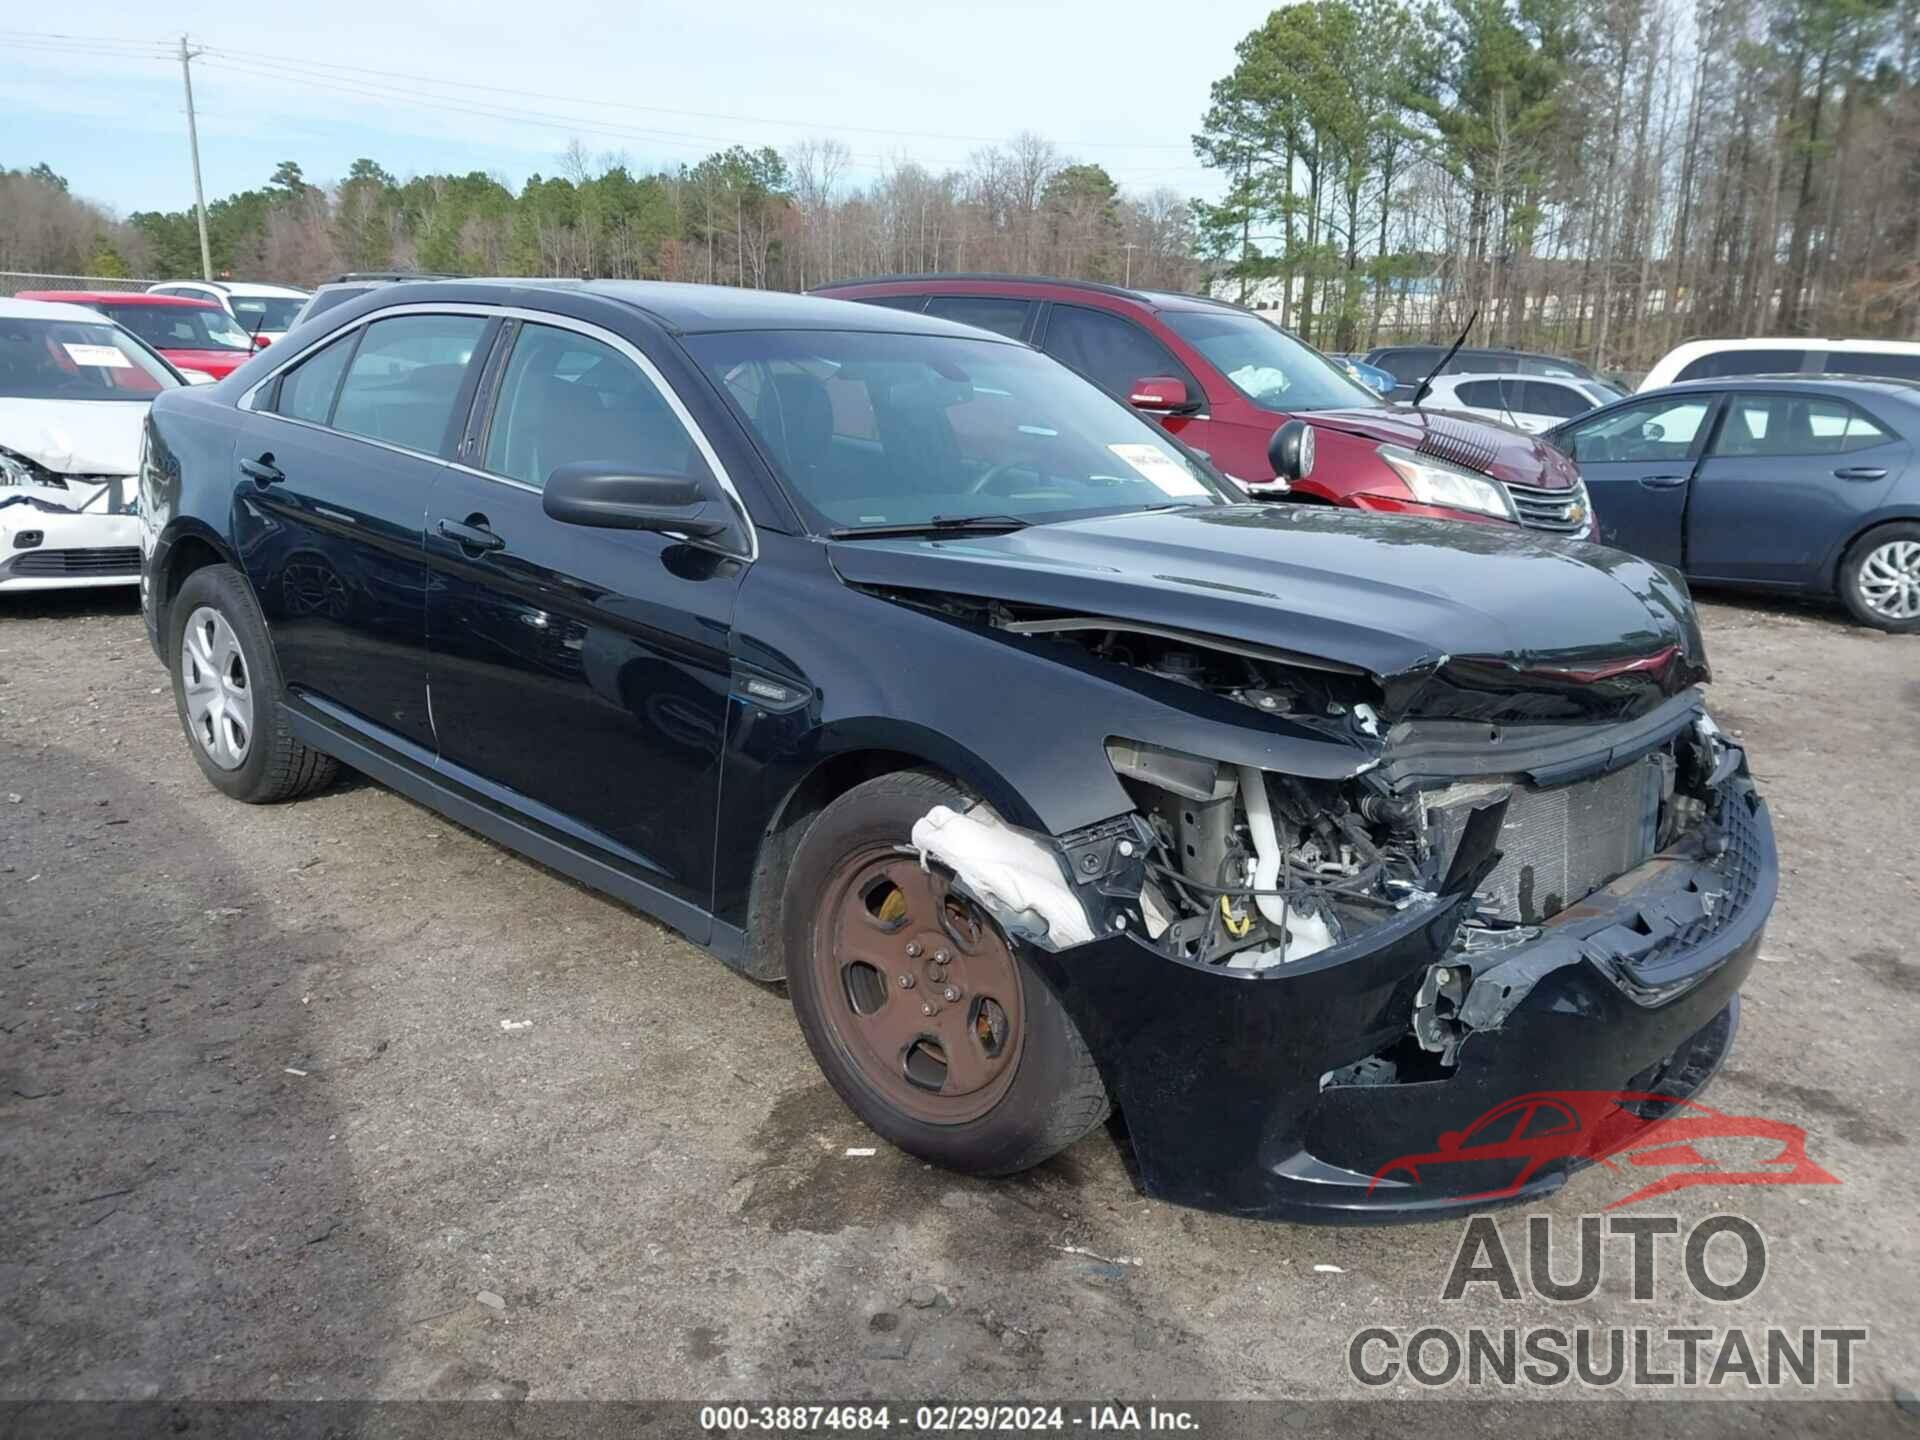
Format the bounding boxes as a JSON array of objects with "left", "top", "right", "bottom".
[{"left": 1025, "top": 781, "right": 1775, "bottom": 1224}]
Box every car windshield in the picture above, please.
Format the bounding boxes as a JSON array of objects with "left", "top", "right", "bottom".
[
  {"left": 1160, "top": 310, "right": 1380, "bottom": 412},
  {"left": 684, "top": 329, "right": 1232, "bottom": 532},
  {"left": 101, "top": 302, "right": 253, "bottom": 353},
  {"left": 230, "top": 296, "right": 306, "bottom": 332},
  {"left": 0, "top": 317, "right": 179, "bottom": 400}
]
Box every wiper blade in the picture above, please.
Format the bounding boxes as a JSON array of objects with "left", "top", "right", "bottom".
[
  {"left": 1412, "top": 308, "right": 1479, "bottom": 409},
  {"left": 829, "top": 514, "right": 1031, "bottom": 540}
]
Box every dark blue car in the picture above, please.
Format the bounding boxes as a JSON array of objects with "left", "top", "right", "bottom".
[{"left": 1549, "top": 376, "right": 1920, "bottom": 631}]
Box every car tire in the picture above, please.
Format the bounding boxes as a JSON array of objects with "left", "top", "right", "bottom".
[
  {"left": 782, "top": 770, "right": 1110, "bottom": 1176},
  {"left": 169, "top": 563, "right": 339, "bottom": 803},
  {"left": 1838, "top": 522, "right": 1920, "bottom": 633}
]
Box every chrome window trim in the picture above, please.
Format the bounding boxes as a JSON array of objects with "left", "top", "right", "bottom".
[{"left": 238, "top": 301, "right": 758, "bottom": 561}]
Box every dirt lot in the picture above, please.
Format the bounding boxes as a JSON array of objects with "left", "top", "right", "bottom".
[{"left": 1, "top": 586, "right": 1915, "bottom": 1416}]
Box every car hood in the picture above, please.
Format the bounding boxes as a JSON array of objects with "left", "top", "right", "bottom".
[
  {"left": 829, "top": 505, "right": 1706, "bottom": 716},
  {"left": 0, "top": 397, "right": 148, "bottom": 475},
  {"left": 1302, "top": 406, "right": 1581, "bottom": 491}
]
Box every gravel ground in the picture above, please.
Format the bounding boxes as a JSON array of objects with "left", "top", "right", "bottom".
[{"left": 0, "top": 586, "right": 1914, "bottom": 1415}]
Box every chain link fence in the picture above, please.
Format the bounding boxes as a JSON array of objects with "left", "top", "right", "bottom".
[{"left": 1, "top": 271, "right": 159, "bottom": 297}]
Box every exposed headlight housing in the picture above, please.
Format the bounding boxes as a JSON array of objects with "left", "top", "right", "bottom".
[
  {"left": 0, "top": 446, "right": 59, "bottom": 489},
  {"left": 1377, "top": 443, "right": 1516, "bottom": 521}
]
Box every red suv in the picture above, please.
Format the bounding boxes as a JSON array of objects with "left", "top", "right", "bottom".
[
  {"left": 812, "top": 275, "right": 1594, "bottom": 539},
  {"left": 14, "top": 291, "right": 260, "bottom": 382}
]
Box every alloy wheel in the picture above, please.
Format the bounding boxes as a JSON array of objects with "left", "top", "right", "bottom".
[
  {"left": 180, "top": 606, "right": 254, "bottom": 770},
  {"left": 1856, "top": 539, "right": 1920, "bottom": 621},
  {"left": 811, "top": 848, "right": 1025, "bottom": 1126}
]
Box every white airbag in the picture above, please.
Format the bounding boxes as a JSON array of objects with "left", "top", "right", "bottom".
[{"left": 910, "top": 805, "right": 1097, "bottom": 950}]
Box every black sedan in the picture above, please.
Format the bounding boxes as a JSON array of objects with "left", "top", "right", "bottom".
[
  {"left": 1549, "top": 376, "right": 1920, "bottom": 631},
  {"left": 139, "top": 280, "right": 1773, "bottom": 1223}
]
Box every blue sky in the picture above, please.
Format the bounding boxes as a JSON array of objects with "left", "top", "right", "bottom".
[{"left": 8, "top": 2, "right": 1249, "bottom": 216}]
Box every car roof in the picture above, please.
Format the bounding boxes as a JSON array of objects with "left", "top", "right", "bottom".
[
  {"left": 1661, "top": 335, "right": 1920, "bottom": 355},
  {"left": 153, "top": 280, "right": 309, "bottom": 298},
  {"left": 364, "top": 277, "right": 1027, "bottom": 339},
  {"left": 0, "top": 296, "right": 115, "bottom": 323},
  {"left": 810, "top": 272, "right": 1244, "bottom": 316},
  {"left": 1437, "top": 370, "right": 1589, "bottom": 386},
  {"left": 16, "top": 290, "right": 221, "bottom": 309},
  {"left": 1649, "top": 374, "right": 1920, "bottom": 399}
]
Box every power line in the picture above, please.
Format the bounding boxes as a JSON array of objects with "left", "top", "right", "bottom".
[{"left": 2, "top": 26, "right": 1202, "bottom": 156}]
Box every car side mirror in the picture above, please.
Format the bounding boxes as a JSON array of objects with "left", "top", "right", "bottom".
[
  {"left": 1127, "top": 375, "right": 1193, "bottom": 414},
  {"left": 1437, "top": 1130, "right": 1463, "bottom": 1152},
  {"left": 253, "top": 334, "right": 272, "bottom": 350},
  {"left": 1267, "top": 419, "right": 1315, "bottom": 483},
  {"left": 542, "top": 462, "right": 732, "bottom": 539}
]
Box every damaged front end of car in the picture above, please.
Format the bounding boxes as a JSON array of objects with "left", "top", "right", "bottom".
[{"left": 891, "top": 598, "right": 1773, "bottom": 1222}]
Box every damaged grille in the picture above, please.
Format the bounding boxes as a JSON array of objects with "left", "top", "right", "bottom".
[
  {"left": 8, "top": 547, "right": 141, "bottom": 577},
  {"left": 1505, "top": 478, "right": 1591, "bottom": 534},
  {"left": 1604, "top": 791, "right": 1767, "bottom": 985},
  {"left": 1427, "top": 757, "right": 1664, "bottom": 923}
]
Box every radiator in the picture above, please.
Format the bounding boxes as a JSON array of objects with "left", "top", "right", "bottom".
[{"left": 1425, "top": 757, "right": 1665, "bottom": 923}]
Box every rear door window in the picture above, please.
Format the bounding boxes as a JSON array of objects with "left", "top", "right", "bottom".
[
  {"left": 273, "top": 334, "right": 357, "bottom": 425},
  {"left": 330, "top": 314, "right": 490, "bottom": 455},
  {"left": 1710, "top": 394, "right": 1890, "bottom": 457},
  {"left": 924, "top": 296, "right": 1033, "bottom": 340},
  {"left": 1373, "top": 348, "right": 1439, "bottom": 383},
  {"left": 1518, "top": 380, "right": 1592, "bottom": 419}
]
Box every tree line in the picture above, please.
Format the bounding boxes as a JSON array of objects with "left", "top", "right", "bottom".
[
  {"left": 7, "top": 0, "right": 1919, "bottom": 371},
  {"left": 0, "top": 135, "right": 1201, "bottom": 300},
  {"left": 1195, "top": 0, "right": 1920, "bottom": 367}
]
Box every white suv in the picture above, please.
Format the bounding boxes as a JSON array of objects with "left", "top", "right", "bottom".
[
  {"left": 145, "top": 280, "right": 311, "bottom": 346},
  {"left": 1422, "top": 372, "right": 1619, "bottom": 433},
  {"left": 1639, "top": 337, "right": 1920, "bottom": 390}
]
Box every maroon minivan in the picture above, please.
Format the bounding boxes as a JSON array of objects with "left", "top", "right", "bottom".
[{"left": 812, "top": 275, "right": 1595, "bottom": 540}]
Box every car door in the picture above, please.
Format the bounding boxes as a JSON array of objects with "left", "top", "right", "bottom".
[
  {"left": 1685, "top": 390, "right": 1907, "bottom": 585},
  {"left": 1556, "top": 392, "right": 1719, "bottom": 567},
  {"left": 422, "top": 315, "right": 746, "bottom": 922},
  {"left": 234, "top": 310, "right": 495, "bottom": 750}
]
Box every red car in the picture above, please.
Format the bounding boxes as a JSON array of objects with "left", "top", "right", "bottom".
[
  {"left": 1369, "top": 1091, "right": 1840, "bottom": 1209},
  {"left": 812, "top": 275, "right": 1594, "bottom": 539},
  {"left": 14, "top": 291, "right": 259, "bottom": 382}
]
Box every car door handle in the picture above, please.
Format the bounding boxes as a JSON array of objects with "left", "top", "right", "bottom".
[
  {"left": 239, "top": 454, "right": 283, "bottom": 485},
  {"left": 1637, "top": 473, "right": 1690, "bottom": 489},
  {"left": 437, "top": 517, "right": 506, "bottom": 553},
  {"left": 1833, "top": 466, "right": 1888, "bottom": 481}
]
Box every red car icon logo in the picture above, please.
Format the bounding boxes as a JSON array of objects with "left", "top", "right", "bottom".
[{"left": 1370, "top": 1091, "right": 1839, "bottom": 1209}]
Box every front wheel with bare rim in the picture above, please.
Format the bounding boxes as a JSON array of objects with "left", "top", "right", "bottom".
[{"left": 783, "top": 771, "right": 1109, "bottom": 1176}]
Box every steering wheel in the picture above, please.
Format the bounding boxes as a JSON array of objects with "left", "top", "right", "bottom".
[{"left": 965, "top": 461, "right": 1040, "bottom": 496}]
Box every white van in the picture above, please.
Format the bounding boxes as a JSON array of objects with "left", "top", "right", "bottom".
[{"left": 1639, "top": 337, "right": 1920, "bottom": 391}]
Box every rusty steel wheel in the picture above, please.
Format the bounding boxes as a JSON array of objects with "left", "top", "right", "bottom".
[
  {"left": 782, "top": 770, "right": 1109, "bottom": 1175},
  {"left": 810, "top": 847, "right": 1025, "bottom": 1125}
]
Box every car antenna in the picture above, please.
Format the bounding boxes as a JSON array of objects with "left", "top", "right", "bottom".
[{"left": 1413, "top": 309, "right": 1478, "bottom": 409}]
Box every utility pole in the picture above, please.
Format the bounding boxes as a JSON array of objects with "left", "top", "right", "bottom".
[
  {"left": 1123, "top": 241, "right": 1137, "bottom": 287},
  {"left": 178, "top": 35, "right": 213, "bottom": 282}
]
